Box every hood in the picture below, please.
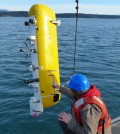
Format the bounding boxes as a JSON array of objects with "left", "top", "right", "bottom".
[{"left": 80, "top": 85, "right": 101, "bottom": 98}]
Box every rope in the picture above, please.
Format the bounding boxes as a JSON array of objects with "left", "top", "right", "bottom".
[{"left": 73, "top": 0, "right": 79, "bottom": 75}]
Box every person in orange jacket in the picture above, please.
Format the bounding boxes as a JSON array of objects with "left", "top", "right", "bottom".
[{"left": 52, "top": 74, "right": 112, "bottom": 134}]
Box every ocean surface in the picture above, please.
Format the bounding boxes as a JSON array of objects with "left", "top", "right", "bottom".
[{"left": 0, "top": 17, "right": 120, "bottom": 134}]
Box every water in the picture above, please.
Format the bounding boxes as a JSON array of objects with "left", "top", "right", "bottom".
[{"left": 0, "top": 17, "right": 120, "bottom": 134}]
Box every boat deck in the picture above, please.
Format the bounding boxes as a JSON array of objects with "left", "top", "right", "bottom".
[{"left": 112, "top": 117, "right": 120, "bottom": 134}]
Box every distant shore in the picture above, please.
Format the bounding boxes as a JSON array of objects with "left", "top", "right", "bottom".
[{"left": 0, "top": 11, "right": 120, "bottom": 19}]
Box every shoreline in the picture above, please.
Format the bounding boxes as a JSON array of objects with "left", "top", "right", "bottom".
[{"left": 0, "top": 11, "right": 120, "bottom": 19}]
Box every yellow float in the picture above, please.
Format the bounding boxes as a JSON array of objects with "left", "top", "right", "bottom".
[{"left": 26, "top": 4, "right": 61, "bottom": 116}]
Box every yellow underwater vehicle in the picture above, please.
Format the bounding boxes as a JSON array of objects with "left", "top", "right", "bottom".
[{"left": 24, "top": 4, "right": 61, "bottom": 117}]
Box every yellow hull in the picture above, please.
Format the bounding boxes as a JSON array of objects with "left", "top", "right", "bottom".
[{"left": 28, "top": 4, "right": 61, "bottom": 108}]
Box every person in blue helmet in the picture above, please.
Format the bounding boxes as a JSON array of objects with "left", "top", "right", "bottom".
[{"left": 52, "top": 74, "right": 112, "bottom": 134}]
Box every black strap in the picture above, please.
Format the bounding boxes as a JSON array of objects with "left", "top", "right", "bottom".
[{"left": 102, "top": 119, "right": 105, "bottom": 134}]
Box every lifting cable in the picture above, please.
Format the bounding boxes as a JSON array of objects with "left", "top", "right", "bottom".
[{"left": 73, "top": 0, "right": 79, "bottom": 75}]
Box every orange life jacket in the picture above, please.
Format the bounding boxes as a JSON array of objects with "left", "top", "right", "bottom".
[{"left": 72, "top": 96, "right": 111, "bottom": 132}]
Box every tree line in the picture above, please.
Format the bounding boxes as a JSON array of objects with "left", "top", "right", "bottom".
[{"left": 0, "top": 11, "right": 120, "bottom": 19}]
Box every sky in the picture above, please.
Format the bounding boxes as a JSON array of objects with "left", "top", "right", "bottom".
[{"left": 1, "top": 0, "right": 120, "bottom": 15}]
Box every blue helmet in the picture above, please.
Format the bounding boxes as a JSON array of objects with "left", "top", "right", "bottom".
[{"left": 66, "top": 74, "right": 90, "bottom": 92}]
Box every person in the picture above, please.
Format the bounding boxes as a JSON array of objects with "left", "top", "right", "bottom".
[{"left": 52, "top": 74, "right": 112, "bottom": 134}]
